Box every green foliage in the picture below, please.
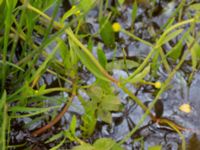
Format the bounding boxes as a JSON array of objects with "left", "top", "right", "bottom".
[
  {"left": 118, "top": 0, "right": 125, "bottom": 5},
  {"left": 45, "top": 131, "right": 64, "bottom": 144},
  {"left": 131, "top": 1, "right": 138, "bottom": 24},
  {"left": 73, "top": 36, "right": 111, "bottom": 82},
  {"left": 186, "top": 35, "right": 200, "bottom": 70},
  {"left": 64, "top": 115, "right": 78, "bottom": 141},
  {"left": 148, "top": 145, "right": 162, "bottom": 150},
  {"left": 106, "top": 59, "right": 139, "bottom": 71},
  {"left": 97, "top": 46, "right": 107, "bottom": 69},
  {"left": 99, "top": 17, "right": 115, "bottom": 47},
  {"left": 79, "top": 95, "right": 97, "bottom": 137},
  {"left": 158, "top": 29, "right": 184, "bottom": 47},
  {"left": 127, "top": 65, "right": 150, "bottom": 84},
  {"left": 72, "top": 138, "right": 123, "bottom": 150},
  {"left": 0, "top": 91, "right": 7, "bottom": 150},
  {"left": 189, "top": 3, "right": 200, "bottom": 12},
  {"left": 87, "top": 85, "right": 121, "bottom": 124},
  {"left": 78, "top": 0, "right": 95, "bottom": 14},
  {"left": 72, "top": 143, "right": 94, "bottom": 150}
]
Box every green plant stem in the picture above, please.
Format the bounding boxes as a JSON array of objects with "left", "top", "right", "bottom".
[
  {"left": 121, "top": 29, "right": 153, "bottom": 47},
  {"left": 122, "top": 28, "right": 172, "bottom": 73},
  {"left": 2, "top": 104, "right": 8, "bottom": 150},
  {"left": 120, "top": 85, "right": 155, "bottom": 119},
  {"left": 158, "top": 47, "right": 171, "bottom": 73},
  {"left": 128, "top": 48, "right": 155, "bottom": 80},
  {"left": 158, "top": 18, "right": 195, "bottom": 44},
  {"left": 118, "top": 50, "right": 189, "bottom": 147},
  {"left": 25, "top": 2, "right": 118, "bottom": 84},
  {"left": 158, "top": 118, "right": 186, "bottom": 150},
  {"left": 31, "top": 80, "right": 77, "bottom": 137}
]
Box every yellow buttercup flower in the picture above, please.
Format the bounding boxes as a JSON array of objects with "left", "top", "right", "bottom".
[
  {"left": 71, "top": 5, "right": 81, "bottom": 16},
  {"left": 179, "top": 103, "right": 191, "bottom": 113},
  {"left": 34, "top": 90, "right": 39, "bottom": 94},
  {"left": 112, "top": 22, "right": 121, "bottom": 32},
  {"left": 154, "top": 81, "right": 162, "bottom": 89}
]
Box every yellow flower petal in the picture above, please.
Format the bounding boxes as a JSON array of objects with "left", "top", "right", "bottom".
[
  {"left": 112, "top": 22, "right": 121, "bottom": 32},
  {"left": 179, "top": 103, "right": 191, "bottom": 113},
  {"left": 154, "top": 81, "right": 162, "bottom": 89}
]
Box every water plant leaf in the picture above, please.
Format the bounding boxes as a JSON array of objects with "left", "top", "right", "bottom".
[
  {"left": 59, "top": 39, "right": 71, "bottom": 69},
  {"left": 0, "top": 91, "right": 6, "bottom": 117},
  {"left": 189, "top": 3, "right": 200, "bottom": 11},
  {"left": 131, "top": 1, "right": 138, "bottom": 24},
  {"left": 118, "top": 0, "right": 125, "bottom": 5},
  {"left": 86, "top": 86, "right": 121, "bottom": 124},
  {"left": 30, "top": 39, "right": 61, "bottom": 82},
  {"left": 45, "top": 131, "right": 64, "bottom": 143},
  {"left": 148, "top": 145, "right": 162, "bottom": 150},
  {"left": 159, "top": 29, "right": 183, "bottom": 46},
  {"left": 61, "top": 6, "right": 78, "bottom": 23},
  {"left": 9, "top": 106, "right": 60, "bottom": 113},
  {"left": 99, "top": 17, "right": 115, "bottom": 47},
  {"left": 167, "top": 24, "right": 192, "bottom": 60},
  {"left": 106, "top": 59, "right": 139, "bottom": 71},
  {"left": 98, "top": 95, "right": 121, "bottom": 124},
  {"left": 98, "top": 109, "right": 112, "bottom": 124},
  {"left": 79, "top": 95, "right": 97, "bottom": 137},
  {"left": 0, "top": 0, "right": 3, "bottom": 6},
  {"left": 128, "top": 65, "right": 150, "bottom": 83},
  {"left": 70, "top": 115, "right": 77, "bottom": 136},
  {"left": 72, "top": 143, "right": 94, "bottom": 150},
  {"left": 151, "top": 49, "right": 159, "bottom": 77},
  {"left": 50, "top": 137, "right": 66, "bottom": 150},
  {"left": 0, "top": 60, "right": 24, "bottom": 71},
  {"left": 101, "top": 95, "right": 121, "bottom": 111},
  {"left": 186, "top": 35, "right": 200, "bottom": 70},
  {"left": 78, "top": 0, "right": 95, "bottom": 14},
  {"left": 93, "top": 138, "right": 123, "bottom": 150},
  {"left": 0, "top": 90, "right": 7, "bottom": 150},
  {"left": 167, "top": 37, "right": 183, "bottom": 60},
  {"left": 97, "top": 47, "right": 107, "bottom": 69},
  {"left": 74, "top": 39, "right": 110, "bottom": 82},
  {"left": 64, "top": 130, "right": 75, "bottom": 141}
]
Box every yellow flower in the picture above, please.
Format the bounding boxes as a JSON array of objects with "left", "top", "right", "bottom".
[
  {"left": 34, "top": 90, "right": 39, "bottom": 94},
  {"left": 179, "top": 103, "right": 191, "bottom": 113},
  {"left": 71, "top": 5, "right": 81, "bottom": 16},
  {"left": 112, "top": 22, "right": 121, "bottom": 32},
  {"left": 154, "top": 81, "right": 162, "bottom": 89}
]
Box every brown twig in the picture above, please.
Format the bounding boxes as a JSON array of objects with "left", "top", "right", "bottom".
[{"left": 31, "top": 83, "right": 77, "bottom": 137}]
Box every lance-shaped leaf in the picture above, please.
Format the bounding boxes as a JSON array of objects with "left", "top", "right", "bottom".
[
  {"left": 128, "top": 65, "right": 150, "bottom": 84},
  {"left": 65, "top": 28, "right": 116, "bottom": 83},
  {"left": 158, "top": 29, "right": 183, "bottom": 46}
]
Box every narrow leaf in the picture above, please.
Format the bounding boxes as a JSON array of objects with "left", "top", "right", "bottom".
[
  {"left": 74, "top": 42, "right": 110, "bottom": 82},
  {"left": 97, "top": 47, "right": 107, "bottom": 69},
  {"left": 132, "top": 1, "right": 138, "bottom": 24},
  {"left": 189, "top": 3, "right": 200, "bottom": 11},
  {"left": 129, "top": 65, "right": 150, "bottom": 83},
  {"left": 99, "top": 17, "right": 115, "bottom": 47},
  {"left": 70, "top": 115, "right": 77, "bottom": 136},
  {"left": 160, "top": 29, "right": 183, "bottom": 46}
]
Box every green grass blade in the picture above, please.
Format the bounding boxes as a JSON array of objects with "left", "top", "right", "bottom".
[{"left": 0, "top": 91, "right": 7, "bottom": 150}]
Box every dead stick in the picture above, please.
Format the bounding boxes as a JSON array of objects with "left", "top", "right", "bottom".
[
  {"left": 31, "top": 95, "right": 75, "bottom": 137},
  {"left": 31, "top": 81, "right": 77, "bottom": 137}
]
